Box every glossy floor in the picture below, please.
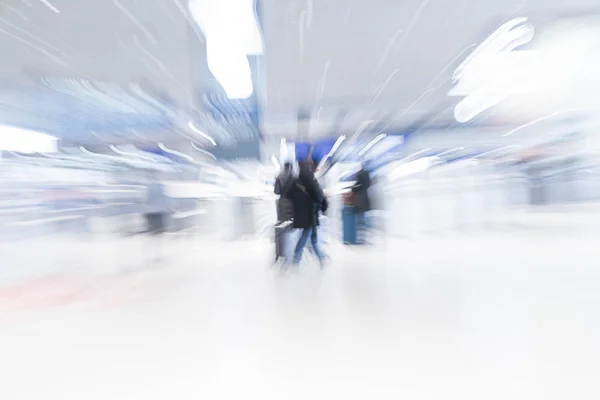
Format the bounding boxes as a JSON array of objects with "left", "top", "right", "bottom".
[{"left": 0, "top": 220, "right": 599, "bottom": 399}]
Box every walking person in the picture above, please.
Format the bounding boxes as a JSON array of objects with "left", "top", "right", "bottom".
[
  {"left": 274, "top": 162, "right": 295, "bottom": 222},
  {"left": 288, "top": 160, "right": 328, "bottom": 267},
  {"left": 352, "top": 162, "right": 372, "bottom": 244},
  {"left": 273, "top": 162, "right": 295, "bottom": 264},
  {"left": 144, "top": 171, "right": 171, "bottom": 265}
]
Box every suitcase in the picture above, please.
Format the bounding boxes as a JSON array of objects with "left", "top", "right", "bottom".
[
  {"left": 274, "top": 220, "right": 294, "bottom": 262},
  {"left": 342, "top": 206, "right": 357, "bottom": 244}
]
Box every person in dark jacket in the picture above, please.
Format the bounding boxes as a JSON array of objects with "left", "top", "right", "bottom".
[
  {"left": 288, "top": 160, "right": 328, "bottom": 266},
  {"left": 352, "top": 163, "right": 371, "bottom": 244},
  {"left": 274, "top": 162, "right": 294, "bottom": 222}
]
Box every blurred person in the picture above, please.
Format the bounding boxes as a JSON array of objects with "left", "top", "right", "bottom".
[
  {"left": 288, "top": 160, "right": 328, "bottom": 267},
  {"left": 274, "top": 162, "right": 294, "bottom": 222},
  {"left": 273, "top": 162, "right": 295, "bottom": 264},
  {"left": 144, "top": 170, "right": 171, "bottom": 265},
  {"left": 352, "top": 162, "right": 372, "bottom": 244}
]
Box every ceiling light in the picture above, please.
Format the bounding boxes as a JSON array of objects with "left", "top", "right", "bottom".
[
  {"left": 359, "top": 133, "right": 386, "bottom": 156},
  {"left": 451, "top": 17, "right": 535, "bottom": 123},
  {"left": 189, "top": 0, "right": 263, "bottom": 99},
  {"left": 188, "top": 122, "right": 217, "bottom": 146},
  {"left": 191, "top": 142, "right": 217, "bottom": 160},
  {"left": 39, "top": 0, "right": 60, "bottom": 13},
  {"left": 0, "top": 125, "right": 56, "bottom": 153},
  {"left": 158, "top": 143, "right": 196, "bottom": 163}
]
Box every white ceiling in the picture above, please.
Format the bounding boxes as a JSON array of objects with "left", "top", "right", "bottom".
[
  {"left": 258, "top": 0, "right": 600, "bottom": 138},
  {"left": 0, "top": 0, "right": 192, "bottom": 105},
  {"left": 0, "top": 0, "right": 600, "bottom": 143}
]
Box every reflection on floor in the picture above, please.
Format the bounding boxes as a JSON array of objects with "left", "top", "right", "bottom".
[{"left": 0, "top": 221, "right": 599, "bottom": 399}]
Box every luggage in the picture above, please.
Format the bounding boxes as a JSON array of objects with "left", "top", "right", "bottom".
[
  {"left": 342, "top": 192, "right": 355, "bottom": 206},
  {"left": 274, "top": 220, "right": 294, "bottom": 262},
  {"left": 342, "top": 206, "right": 357, "bottom": 244}
]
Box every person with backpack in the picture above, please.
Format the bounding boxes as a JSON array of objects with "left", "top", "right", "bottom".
[{"left": 288, "top": 160, "right": 328, "bottom": 267}]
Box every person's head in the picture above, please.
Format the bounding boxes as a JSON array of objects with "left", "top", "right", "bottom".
[
  {"left": 298, "top": 160, "right": 312, "bottom": 172},
  {"left": 283, "top": 162, "right": 292, "bottom": 172}
]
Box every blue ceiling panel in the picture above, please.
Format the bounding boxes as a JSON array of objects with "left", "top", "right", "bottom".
[{"left": 0, "top": 86, "right": 177, "bottom": 144}]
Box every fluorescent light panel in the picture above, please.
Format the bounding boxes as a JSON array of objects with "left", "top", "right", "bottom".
[
  {"left": 189, "top": 0, "right": 263, "bottom": 99},
  {"left": 0, "top": 125, "right": 57, "bottom": 153}
]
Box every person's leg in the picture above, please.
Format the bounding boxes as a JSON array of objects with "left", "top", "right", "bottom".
[
  {"left": 310, "top": 226, "right": 326, "bottom": 263},
  {"left": 293, "top": 227, "right": 311, "bottom": 265},
  {"left": 354, "top": 212, "right": 363, "bottom": 244}
]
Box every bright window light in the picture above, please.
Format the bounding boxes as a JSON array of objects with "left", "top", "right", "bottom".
[
  {"left": 0, "top": 125, "right": 57, "bottom": 153},
  {"left": 206, "top": 43, "right": 254, "bottom": 99},
  {"left": 450, "top": 17, "right": 535, "bottom": 123},
  {"left": 389, "top": 157, "right": 436, "bottom": 180},
  {"left": 189, "top": 0, "right": 263, "bottom": 99}
]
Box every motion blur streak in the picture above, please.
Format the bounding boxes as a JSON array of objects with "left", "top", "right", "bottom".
[
  {"left": 39, "top": 0, "right": 61, "bottom": 14},
  {"left": 188, "top": 122, "right": 217, "bottom": 146},
  {"left": 3, "top": 1, "right": 600, "bottom": 399}
]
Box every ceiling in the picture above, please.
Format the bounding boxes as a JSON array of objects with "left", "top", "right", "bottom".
[
  {"left": 258, "top": 0, "right": 600, "bottom": 138},
  {"left": 0, "top": 0, "right": 191, "bottom": 97},
  {"left": 0, "top": 0, "right": 599, "bottom": 145},
  {"left": 0, "top": 0, "right": 193, "bottom": 144}
]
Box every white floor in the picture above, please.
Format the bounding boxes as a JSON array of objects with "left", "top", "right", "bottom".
[{"left": 1, "top": 218, "right": 600, "bottom": 399}]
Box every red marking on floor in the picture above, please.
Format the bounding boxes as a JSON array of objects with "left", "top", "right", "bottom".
[
  {"left": 0, "top": 275, "right": 144, "bottom": 314},
  {"left": 0, "top": 272, "right": 186, "bottom": 323}
]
